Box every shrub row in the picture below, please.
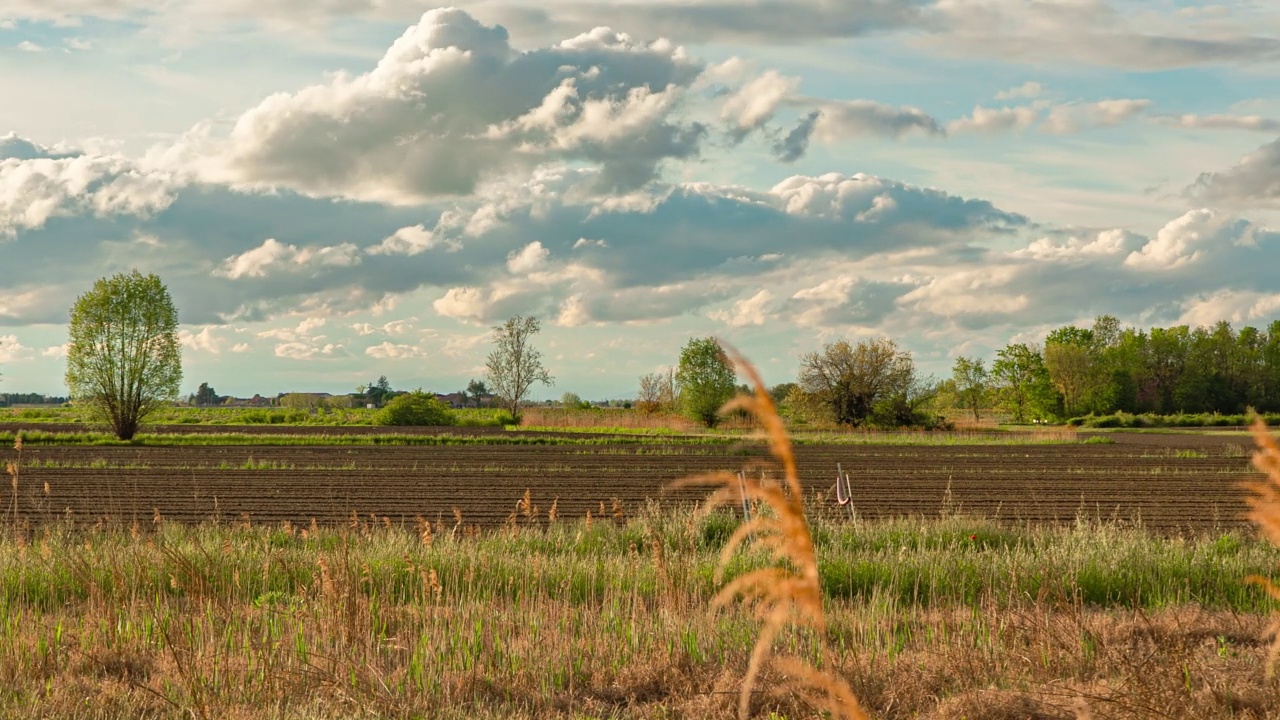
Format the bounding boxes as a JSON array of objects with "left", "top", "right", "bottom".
[{"left": 1067, "top": 411, "right": 1280, "bottom": 428}]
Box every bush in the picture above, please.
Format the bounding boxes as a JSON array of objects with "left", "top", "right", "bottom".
[
  {"left": 374, "top": 391, "right": 455, "bottom": 427},
  {"left": 453, "top": 408, "right": 516, "bottom": 427}
]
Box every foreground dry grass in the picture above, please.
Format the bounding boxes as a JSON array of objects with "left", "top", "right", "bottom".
[{"left": 1, "top": 513, "right": 1278, "bottom": 720}]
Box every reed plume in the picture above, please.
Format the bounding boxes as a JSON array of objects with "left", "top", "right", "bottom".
[
  {"left": 1245, "top": 417, "right": 1280, "bottom": 674},
  {"left": 674, "top": 346, "right": 867, "bottom": 720}
]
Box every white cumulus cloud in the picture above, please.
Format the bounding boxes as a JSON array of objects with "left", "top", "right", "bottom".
[
  {"left": 217, "top": 238, "right": 361, "bottom": 279},
  {"left": 174, "top": 8, "right": 708, "bottom": 204},
  {"left": 708, "top": 289, "right": 773, "bottom": 327}
]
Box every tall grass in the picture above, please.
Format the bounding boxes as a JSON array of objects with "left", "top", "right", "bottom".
[
  {"left": 519, "top": 407, "right": 699, "bottom": 431},
  {"left": 789, "top": 427, "right": 1088, "bottom": 445},
  {"left": 1, "top": 509, "right": 1278, "bottom": 718},
  {"left": 7, "top": 398, "right": 1280, "bottom": 717}
]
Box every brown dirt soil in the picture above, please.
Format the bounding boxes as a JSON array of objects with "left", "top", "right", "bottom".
[{"left": 0, "top": 432, "right": 1257, "bottom": 530}]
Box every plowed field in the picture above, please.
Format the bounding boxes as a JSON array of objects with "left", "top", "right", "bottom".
[{"left": 0, "top": 428, "right": 1259, "bottom": 531}]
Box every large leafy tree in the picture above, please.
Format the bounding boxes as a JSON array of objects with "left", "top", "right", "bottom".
[
  {"left": 675, "top": 337, "right": 737, "bottom": 428},
  {"left": 485, "top": 315, "right": 553, "bottom": 420},
  {"left": 797, "top": 337, "right": 915, "bottom": 427},
  {"left": 1044, "top": 326, "right": 1103, "bottom": 418},
  {"left": 65, "top": 270, "right": 182, "bottom": 440}
]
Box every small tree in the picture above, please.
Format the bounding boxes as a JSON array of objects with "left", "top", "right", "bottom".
[
  {"left": 279, "top": 393, "right": 322, "bottom": 410},
  {"left": 194, "top": 382, "right": 219, "bottom": 406},
  {"left": 485, "top": 315, "right": 553, "bottom": 420},
  {"left": 951, "top": 356, "right": 988, "bottom": 422},
  {"left": 675, "top": 337, "right": 736, "bottom": 428},
  {"left": 636, "top": 371, "right": 676, "bottom": 414},
  {"left": 989, "top": 343, "right": 1057, "bottom": 422},
  {"left": 65, "top": 270, "right": 182, "bottom": 440},
  {"left": 561, "top": 391, "right": 590, "bottom": 409},
  {"left": 465, "top": 378, "right": 489, "bottom": 408},
  {"left": 361, "top": 375, "right": 393, "bottom": 408}
]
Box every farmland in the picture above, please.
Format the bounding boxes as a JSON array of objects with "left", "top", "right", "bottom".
[
  {"left": 5, "top": 422, "right": 1280, "bottom": 719},
  {"left": 0, "top": 423, "right": 1257, "bottom": 531}
]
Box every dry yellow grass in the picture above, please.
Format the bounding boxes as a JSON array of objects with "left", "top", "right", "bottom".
[
  {"left": 675, "top": 347, "right": 868, "bottom": 720},
  {"left": 519, "top": 407, "right": 700, "bottom": 431},
  {"left": 1244, "top": 416, "right": 1280, "bottom": 675}
]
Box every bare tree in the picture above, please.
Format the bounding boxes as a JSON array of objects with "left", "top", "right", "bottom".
[
  {"left": 485, "top": 315, "right": 553, "bottom": 420},
  {"left": 636, "top": 369, "right": 676, "bottom": 413}
]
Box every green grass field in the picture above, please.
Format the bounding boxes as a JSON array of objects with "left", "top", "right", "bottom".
[{"left": 1, "top": 509, "right": 1277, "bottom": 719}]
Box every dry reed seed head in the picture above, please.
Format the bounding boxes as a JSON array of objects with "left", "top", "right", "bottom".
[
  {"left": 13, "top": 434, "right": 21, "bottom": 451},
  {"left": 1248, "top": 418, "right": 1280, "bottom": 546},
  {"left": 426, "top": 569, "right": 442, "bottom": 601},
  {"left": 547, "top": 497, "right": 559, "bottom": 523},
  {"left": 675, "top": 345, "right": 860, "bottom": 720},
  {"left": 1247, "top": 417, "right": 1280, "bottom": 678},
  {"left": 42, "top": 481, "right": 48, "bottom": 496}
]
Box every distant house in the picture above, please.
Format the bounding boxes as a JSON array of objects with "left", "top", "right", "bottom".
[
  {"left": 435, "top": 392, "right": 468, "bottom": 408},
  {"left": 434, "top": 392, "right": 495, "bottom": 409}
]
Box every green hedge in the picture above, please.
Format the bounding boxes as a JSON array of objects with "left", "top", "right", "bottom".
[{"left": 1067, "top": 411, "right": 1280, "bottom": 428}]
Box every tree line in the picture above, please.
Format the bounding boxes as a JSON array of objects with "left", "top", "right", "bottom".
[
  {"left": 643, "top": 315, "right": 1280, "bottom": 429},
  {"left": 35, "top": 269, "right": 559, "bottom": 440},
  {"left": 16, "top": 268, "right": 1280, "bottom": 437},
  {"left": 945, "top": 316, "right": 1280, "bottom": 423},
  {"left": 640, "top": 336, "right": 944, "bottom": 429}
]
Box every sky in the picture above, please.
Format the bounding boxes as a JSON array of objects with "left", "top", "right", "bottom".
[{"left": 2, "top": 0, "right": 1280, "bottom": 400}]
